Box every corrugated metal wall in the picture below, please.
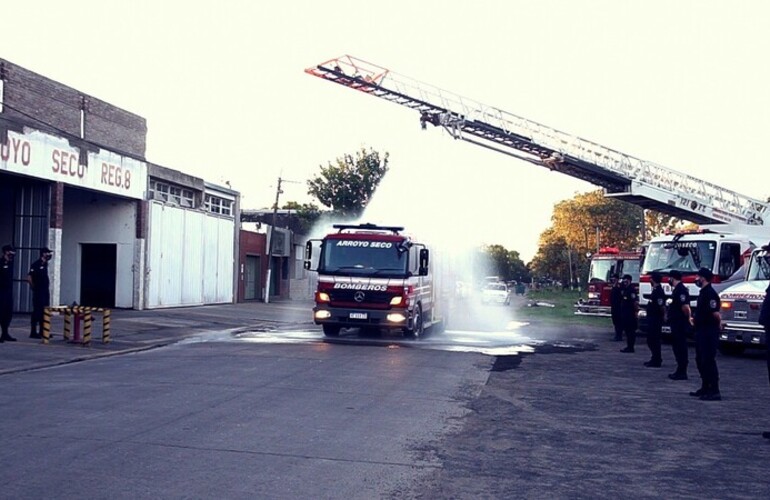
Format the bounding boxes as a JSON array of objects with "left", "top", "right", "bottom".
[{"left": 147, "top": 203, "right": 234, "bottom": 308}]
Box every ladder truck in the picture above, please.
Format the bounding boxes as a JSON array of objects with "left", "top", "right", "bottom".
[{"left": 305, "top": 55, "right": 770, "bottom": 341}]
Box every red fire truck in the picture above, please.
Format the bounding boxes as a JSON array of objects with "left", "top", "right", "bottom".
[
  {"left": 304, "top": 223, "right": 444, "bottom": 337},
  {"left": 574, "top": 247, "right": 643, "bottom": 317}
]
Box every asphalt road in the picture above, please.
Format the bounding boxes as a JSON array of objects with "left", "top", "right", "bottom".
[{"left": 1, "top": 298, "right": 768, "bottom": 499}]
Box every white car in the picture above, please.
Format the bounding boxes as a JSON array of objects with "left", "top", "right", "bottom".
[{"left": 481, "top": 283, "right": 511, "bottom": 305}]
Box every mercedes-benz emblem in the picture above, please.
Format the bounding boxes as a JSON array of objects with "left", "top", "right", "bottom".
[{"left": 354, "top": 291, "right": 365, "bottom": 302}]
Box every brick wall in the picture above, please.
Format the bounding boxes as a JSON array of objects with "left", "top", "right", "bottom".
[{"left": 0, "top": 58, "right": 147, "bottom": 158}]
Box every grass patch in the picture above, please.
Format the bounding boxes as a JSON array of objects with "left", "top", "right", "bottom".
[{"left": 513, "top": 288, "right": 609, "bottom": 326}]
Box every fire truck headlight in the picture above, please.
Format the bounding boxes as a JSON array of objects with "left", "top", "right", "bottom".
[
  {"left": 720, "top": 333, "right": 728, "bottom": 340},
  {"left": 587, "top": 292, "right": 599, "bottom": 300},
  {"left": 752, "top": 335, "right": 762, "bottom": 344},
  {"left": 317, "top": 292, "right": 330, "bottom": 303},
  {"left": 390, "top": 296, "right": 404, "bottom": 306},
  {"left": 315, "top": 310, "right": 332, "bottom": 320},
  {"left": 387, "top": 313, "right": 406, "bottom": 323}
]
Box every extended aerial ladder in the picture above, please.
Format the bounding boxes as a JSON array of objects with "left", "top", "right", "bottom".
[{"left": 306, "top": 55, "right": 769, "bottom": 227}]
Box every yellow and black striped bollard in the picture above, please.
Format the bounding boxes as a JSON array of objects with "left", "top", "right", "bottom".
[
  {"left": 102, "top": 309, "right": 111, "bottom": 343},
  {"left": 42, "top": 307, "right": 52, "bottom": 344},
  {"left": 63, "top": 307, "right": 72, "bottom": 341},
  {"left": 82, "top": 310, "right": 93, "bottom": 346}
]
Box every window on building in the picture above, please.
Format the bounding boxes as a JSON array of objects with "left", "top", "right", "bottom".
[
  {"left": 205, "top": 194, "right": 233, "bottom": 216},
  {"left": 149, "top": 180, "right": 195, "bottom": 207}
]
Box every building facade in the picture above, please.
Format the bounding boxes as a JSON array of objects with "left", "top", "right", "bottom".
[{"left": 0, "top": 58, "right": 238, "bottom": 311}]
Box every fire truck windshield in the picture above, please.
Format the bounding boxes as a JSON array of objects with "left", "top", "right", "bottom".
[
  {"left": 320, "top": 239, "right": 409, "bottom": 276},
  {"left": 746, "top": 250, "right": 770, "bottom": 281},
  {"left": 588, "top": 259, "right": 617, "bottom": 283},
  {"left": 642, "top": 240, "right": 716, "bottom": 275}
]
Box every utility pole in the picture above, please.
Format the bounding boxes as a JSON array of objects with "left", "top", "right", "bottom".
[
  {"left": 595, "top": 225, "right": 600, "bottom": 253},
  {"left": 264, "top": 177, "right": 283, "bottom": 304}
]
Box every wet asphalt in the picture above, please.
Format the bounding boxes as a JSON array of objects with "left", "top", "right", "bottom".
[{"left": 2, "top": 299, "right": 769, "bottom": 498}]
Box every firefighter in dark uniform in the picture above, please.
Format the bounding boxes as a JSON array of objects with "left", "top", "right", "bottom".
[
  {"left": 0, "top": 244, "right": 18, "bottom": 342},
  {"left": 619, "top": 274, "right": 639, "bottom": 353},
  {"left": 667, "top": 270, "right": 691, "bottom": 380},
  {"left": 759, "top": 261, "right": 770, "bottom": 437},
  {"left": 27, "top": 247, "right": 53, "bottom": 339},
  {"left": 691, "top": 267, "right": 722, "bottom": 400},
  {"left": 610, "top": 275, "right": 623, "bottom": 341},
  {"left": 644, "top": 271, "right": 666, "bottom": 367}
]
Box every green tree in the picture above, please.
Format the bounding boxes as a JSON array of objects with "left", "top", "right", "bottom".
[
  {"left": 529, "top": 229, "right": 572, "bottom": 286},
  {"left": 282, "top": 201, "right": 321, "bottom": 234},
  {"left": 480, "top": 244, "right": 531, "bottom": 283},
  {"left": 644, "top": 210, "right": 682, "bottom": 241},
  {"left": 307, "top": 148, "right": 389, "bottom": 218}
]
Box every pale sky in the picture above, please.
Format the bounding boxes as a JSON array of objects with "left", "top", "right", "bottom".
[{"left": 2, "top": 0, "right": 769, "bottom": 261}]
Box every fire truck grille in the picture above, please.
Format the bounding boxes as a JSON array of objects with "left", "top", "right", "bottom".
[{"left": 732, "top": 301, "right": 759, "bottom": 322}]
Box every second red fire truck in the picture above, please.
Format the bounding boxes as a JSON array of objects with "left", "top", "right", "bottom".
[{"left": 574, "top": 247, "right": 643, "bottom": 317}]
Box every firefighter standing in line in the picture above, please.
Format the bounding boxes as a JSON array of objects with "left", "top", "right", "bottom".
[
  {"left": 667, "top": 270, "right": 691, "bottom": 381},
  {"left": 619, "top": 274, "right": 639, "bottom": 353},
  {"left": 759, "top": 255, "right": 770, "bottom": 437},
  {"left": 0, "top": 244, "right": 18, "bottom": 343},
  {"left": 644, "top": 271, "right": 666, "bottom": 367},
  {"left": 610, "top": 275, "right": 624, "bottom": 341},
  {"left": 690, "top": 267, "right": 722, "bottom": 401},
  {"left": 27, "top": 247, "right": 53, "bottom": 339}
]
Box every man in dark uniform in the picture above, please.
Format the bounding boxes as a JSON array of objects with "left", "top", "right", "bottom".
[
  {"left": 0, "top": 244, "right": 18, "bottom": 342},
  {"left": 610, "top": 275, "right": 623, "bottom": 341},
  {"left": 644, "top": 271, "right": 666, "bottom": 367},
  {"left": 691, "top": 267, "right": 722, "bottom": 401},
  {"left": 756, "top": 246, "right": 770, "bottom": 437},
  {"left": 27, "top": 247, "right": 53, "bottom": 339},
  {"left": 619, "top": 274, "right": 639, "bottom": 353},
  {"left": 758, "top": 244, "right": 770, "bottom": 439},
  {"left": 667, "top": 270, "right": 691, "bottom": 380}
]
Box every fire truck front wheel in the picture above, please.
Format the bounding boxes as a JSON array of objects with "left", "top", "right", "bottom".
[
  {"left": 404, "top": 305, "right": 424, "bottom": 338},
  {"left": 322, "top": 325, "right": 341, "bottom": 337}
]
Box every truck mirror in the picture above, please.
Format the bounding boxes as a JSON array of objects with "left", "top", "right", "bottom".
[
  {"left": 419, "top": 248, "right": 429, "bottom": 276},
  {"left": 304, "top": 240, "right": 321, "bottom": 272}
]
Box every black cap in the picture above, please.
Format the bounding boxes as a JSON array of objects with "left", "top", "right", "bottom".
[
  {"left": 697, "top": 267, "right": 714, "bottom": 281},
  {"left": 40, "top": 247, "right": 53, "bottom": 254},
  {"left": 650, "top": 271, "right": 662, "bottom": 284},
  {"left": 669, "top": 270, "right": 682, "bottom": 280},
  {"left": 2, "top": 244, "right": 15, "bottom": 253}
]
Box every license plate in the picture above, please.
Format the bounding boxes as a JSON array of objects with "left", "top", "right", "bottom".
[{"left": 349, "top": 312, "right": 368, "bottom": 319}]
